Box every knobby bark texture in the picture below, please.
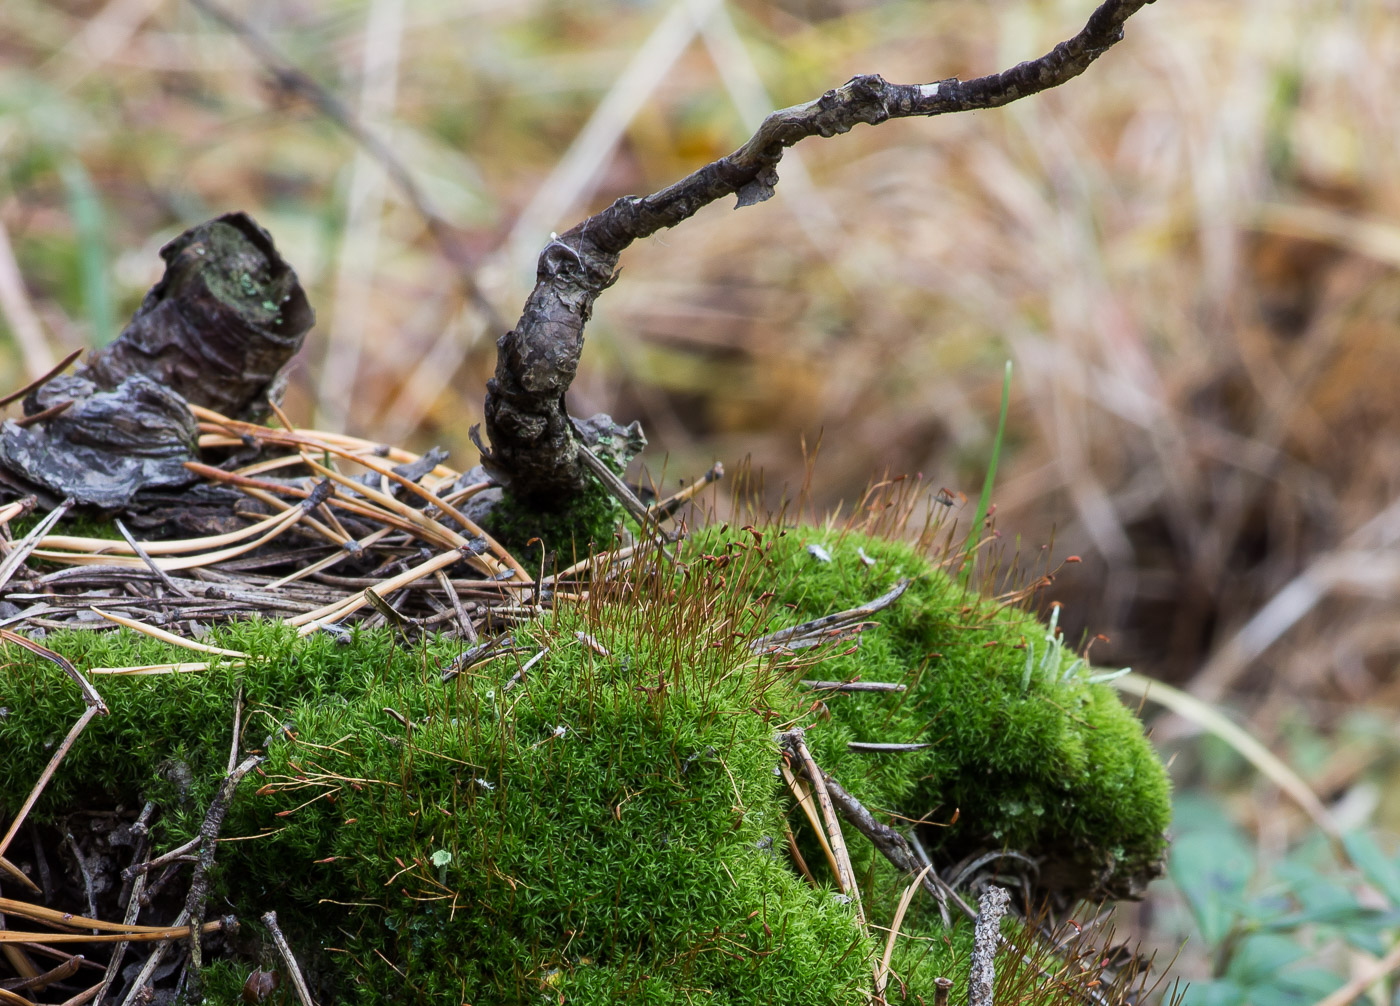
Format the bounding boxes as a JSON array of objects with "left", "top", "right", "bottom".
[
  {"left": 969, "top": 886, "right": 1012, "bottom": 1006},
  {"left": 84, "top": 212, "right": 314, "bottom": 421},
  {"left": 482, "top": 0, "right": 1156, "bottom": 506},
  {"left": 0, "top": 213, "right": 314, "bottom": 508}
]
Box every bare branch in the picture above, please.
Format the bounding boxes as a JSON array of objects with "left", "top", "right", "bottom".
[
  {"left": 969, "top": 886, "right": 1011, "bottom": 1006},
  {"left": 483, "top": 0, "right": 1156, "bottom": 503},
  {"left": 181, "top": 753, "right": 262, "bottom": 986}
]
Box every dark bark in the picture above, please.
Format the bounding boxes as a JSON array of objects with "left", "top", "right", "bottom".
[
  {"left": 83, "top": 212, "right": 314, "bottom": 421},
  {"left": 0, "top": 212, "right": 313, "bottom": 509},
  {"left": 482, "top": 0, "right": 1156, "bottom": 505}
]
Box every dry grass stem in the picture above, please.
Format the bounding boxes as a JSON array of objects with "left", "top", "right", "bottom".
[
  {"left": 261, "top": 910, "right": 317, "bottom": 1006},
  {"left": 0, "top": 221, "right": 57, "bottom": 381},
  {"left": 91, "top": 611, "right": 249, "bottom": 657},
  {"left": 876, "top": 864, "right": 932, "bottom": 1002},
  {"left": 779, "top": 761, "right": 842, "bottom": 887},
  {"left": 1115, "top": 674, "right": 1348, "bottom": 855},
  {"left": 1310, "top": 937, "right": 1400, "bottom": 1006}
]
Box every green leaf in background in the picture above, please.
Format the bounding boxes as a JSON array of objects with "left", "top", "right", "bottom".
[
  {"left": 1222, "top": 934, "right": 1308, "bottom": 988},
  {"left": 1177, "top": 978, "right": 1245, "bottom": 1006},
  {"left": 58, "top": 157, "right": 114, "bottom": 346},
  {"left": 1267, "top": 967, "right": 1346, "bottom": 1000},
  {"left": 1249, "top": 857, "right": 1364, "bottom": 928},
  {"left": 1224, "top": 970, "right": 1345, "bottom": 1006},
  {"left": 1342, "top": 828, "right": 1400, "bottom": 906},
  {"left": 1338, "top": 917, "right": 1393, "bottom": 956},
  {"left": 961, "top": 359, "right": 1011, "bottom": 587},
  {"left": 1192, "top": 933, "right": 1345, "bottom": 1006},
  {"left": 1169, "top": 828, "right": 1255, "bottom": 947}
]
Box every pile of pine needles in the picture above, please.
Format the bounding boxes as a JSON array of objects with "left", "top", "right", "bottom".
[{"left": 0, "top": 401, "right": 720, "bottom": 678}]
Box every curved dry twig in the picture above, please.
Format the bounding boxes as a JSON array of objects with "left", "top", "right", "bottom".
[{"left": 482, "top": 0, "right": 1157, "bottom": 504}]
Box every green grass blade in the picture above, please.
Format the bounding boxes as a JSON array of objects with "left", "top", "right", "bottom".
[
  {"left": 962, "top": 359, "right": 1012, "bottom": 586},
  {"left": 59, "top": 158, "right": 114, "bottom": 346}
]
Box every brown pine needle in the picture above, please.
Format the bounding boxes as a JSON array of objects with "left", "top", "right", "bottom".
[
  {"left": 291, "top": 548, "right": 468, "bottom": 633},
  {"left": 0, "top": 706, "right": 101, "bottom": 872},
  {"left": 33, "top": 504, "right": 307, "bottom": 570},
  {"left": 39, "top": 506, "right": 295, "bottom": 556},
  {"left": 90, "top": 610, "right": 250, "bottom": 656},
  {"left": 878, "top": 864, "right": 932, "bottom": 1000},
  {"left": 0, "top": 348, "right": 82, "bottom": 409},
  {"left": 185, "top": 461, "right": 424, "bottom": 540},
  {"left": 779, "top": 762, "right": 842, "bottom": 888},
  {"left": 267, "top": 527, "right": 393, "bottom": 588},
  {"left": 0, "top": 628, "right": 106, "bottom": 711}
]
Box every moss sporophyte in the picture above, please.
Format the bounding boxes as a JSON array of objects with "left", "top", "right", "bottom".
[{"left": 0, "top": 523, "right": 1170, "bottom": 1004}]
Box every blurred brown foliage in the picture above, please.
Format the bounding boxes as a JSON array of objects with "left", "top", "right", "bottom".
[{"left": 4, "top": 0, "right": 1400, "bottom": 978}]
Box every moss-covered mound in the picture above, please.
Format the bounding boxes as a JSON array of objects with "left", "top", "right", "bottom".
[
  {"left": 706, "top": 524, "right": 1171, "bottom": 900},
  {"left": 0, "top": 523, "right": 1169, "bottom": 1003}
]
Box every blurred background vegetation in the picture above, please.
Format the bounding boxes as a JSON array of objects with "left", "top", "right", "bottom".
[{"left": 3, "top": 0, "right": 1399, "bottom": 1000}]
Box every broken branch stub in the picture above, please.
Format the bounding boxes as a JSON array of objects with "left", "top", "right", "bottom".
[
  {"left": 479, "top": 239, "right": 628, "bottom": 504},
  {"left": 0, "top": 213, "right": 313, "bottom": 508},
  {"left": 83, "top": 212, "right": 315, "bottom": 421},
  {"left": 481, "top": 0, "right": 1154, "bottom": 504}
]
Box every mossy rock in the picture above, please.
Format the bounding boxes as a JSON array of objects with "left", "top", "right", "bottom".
[
  {"left": 713, "top": 524, "right": 1171, "bottom": 901},
  {"left": 0, "top": 523, "right": 1169, "bottom": 1003}
]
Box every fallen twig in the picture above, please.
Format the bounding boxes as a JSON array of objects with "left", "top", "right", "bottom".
[
  {"left": 801, "top": 680, "right": 907, "bottom": 693},
  {"left": 969, "top": 886, "right": 1011, "bottom": 1006},
  {"left": 95, "top": 842, "right": 153, "bottom": 1006},
  {"left": 847, "top": 741, "right": 933, "bottom": 753},
  {"left": 182, "top": 753, "right": 262, "bottom": 984},
  {"left": 819, "top": 776, "right": 946, "bottom": 902},
  {"left": 435, "top": 570, "right": 476, "bottom": 642},
  {"left": 115, "top": 907, "right": 190, "bottom": 1006},
  {"left": 262, "top": 910, "right": 316, "bottom": 1006},
  {"left": 113, "top": 519, "right": 195, "bottom": 598},
  {"left": 821, "top": 779, "right": 1113, "bottom": 1006},
  {"left": 779, "top": 730, "right": 864, "bottom": 922},
  {"left": 0, "top": 499, "right": 73, "bottom": 591},
  {"left": 750, "top": 579, "right": 910, "bottom": 653}
]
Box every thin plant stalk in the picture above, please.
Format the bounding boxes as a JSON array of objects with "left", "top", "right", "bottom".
[{"left": 963, "top": 360, "right": 1012, "bottom": 587}]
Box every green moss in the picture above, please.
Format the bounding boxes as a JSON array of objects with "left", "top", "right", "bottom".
[
  {"left": 692, "top": 524, "right": 1171, "bottom": 899},
  {"left": 0, "top": 521, "right": 1170, "bottom": 1003},
  {"left": 8, "top": 506, "right": 126, "bottom": 542},
  {"left": 485, "top": 480, "right": 624, "bottom": 560},
  {"left": 484, "top": 417, "right": 643, "bottom": 557}
]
